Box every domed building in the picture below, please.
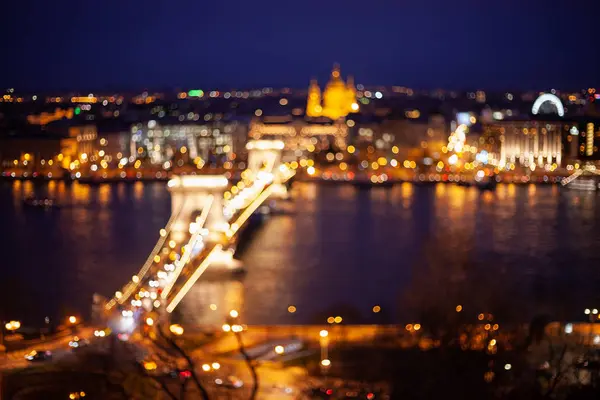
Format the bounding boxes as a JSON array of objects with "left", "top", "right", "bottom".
[{"left": 306, "top": 64, "right": 358, "bottom": 120}]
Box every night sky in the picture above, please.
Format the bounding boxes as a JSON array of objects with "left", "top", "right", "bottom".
[{"left": 2, "top": 0, "right": 599, "bottom": 91}]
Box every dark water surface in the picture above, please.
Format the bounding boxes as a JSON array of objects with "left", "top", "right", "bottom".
[{"left": 1, "top": 180, "right": 600, "bottom": 327}]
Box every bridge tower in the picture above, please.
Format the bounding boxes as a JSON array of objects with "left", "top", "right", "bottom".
[
  {"left": 167, "top": 175, "right": 229, "bottom": 242},
  {"left": 246, "top": 139, "right": 288, "bottom": 198}
]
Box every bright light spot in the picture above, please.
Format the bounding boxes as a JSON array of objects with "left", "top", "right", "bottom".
[
  {"left": 413, "top": 323, "right": 421, "bottom": 331},
  {"left": 145, "top": 317, "right": 154, "bottom": 326},
  {"left": 229, "top": 309, "right": 239, "bottom": 318},
  {"left": 169, "top": 324, "right": 184, "bottom": 335},
  {"left": 320, "top": 330, "right": 329, "bottom": 338},
  {"left": 505, "top": 364, "right": 512, "bottom": 371},
  {"left": 321, "top": 359, "right": 331, "bottom": 367},
  {"left": 202, "top": 364, "right": 211, "bottom": 371},
  {"left": 334, "top": 316, "right": 342, "bottom": 324},
  {"left": 68, "top": 316, "right": 77, "bottom": 324},
  {"left": 585, "top": 309, "right": 591, "bottom": 315},
  {"left": 448, "top": 154, "right": 458, "bottom": 165},
  {"left": 212, "top": 362, "right": 221, "bottom": 370},
  {"left": 372, "top": 305, "right": 381, "bottom": 313},
  {"left": 210, "top": 304, "right": 217, "bottom": 311},
  {"left": 351, "top": 102, "right": 359, "bottom": 111},
  {"left": 565, "top": 323, "right": 573, "bottom": 334},
  {"left": 222, "top": 324, "right": 231, "bottom": 332},
  {"left": 594, "top": 309, "right": 598, "bottom": 314},
  {"left": 275, "top": 345, "right": 285, "bottom": 355},
  {"left": 287, "top": 305, "right": 297, "bottom": 313},
  {"left": 456, "top": 305, "right": 463, "bottom": 312},
  {"left": 327, "top": 317, "right": 335, "bottom": 324},
  {"left": 375, "top": 91, "right": 383, "bottom": 99},
  {"left": 232, "top": 324, "right": 243, "bottom": 333},
  {"left": 132, "top": 275, "right": 139, "bottom": 283},
  {"left": 307, "top": 166, "right": 316, "bottom": 176}
]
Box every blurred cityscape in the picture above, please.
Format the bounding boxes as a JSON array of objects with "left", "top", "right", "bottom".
[{"left": 2, "top": 65, "right": 600, "bottom": 188}]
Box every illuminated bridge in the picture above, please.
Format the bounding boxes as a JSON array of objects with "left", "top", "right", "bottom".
[{"left": 102, "top": 140, "right": 293, "bottom": 328}]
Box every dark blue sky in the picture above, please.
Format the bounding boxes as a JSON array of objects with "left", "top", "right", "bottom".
[{"left": 2, "top": 0, "right": 599, "bottom": 91}]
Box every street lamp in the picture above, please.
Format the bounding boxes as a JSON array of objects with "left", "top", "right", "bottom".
[
  {"left": 5, "top": 321, "right": 21, "bottom": 331},
  {"left": 275, "top": 345, "right": 285, "bottom": 355},
  {"left": 169, "top": 324, "right": 184, "bottom": 336},
  {"left": 68, "top": 316, "right": 77, "bottom": 325},
  {"left": 229, "top": 309, "right": 239, "bottom": 318}
]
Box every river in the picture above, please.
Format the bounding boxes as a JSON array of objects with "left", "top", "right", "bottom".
[{"left": 1, "top": 180, "right": 600, "bottom": 328}]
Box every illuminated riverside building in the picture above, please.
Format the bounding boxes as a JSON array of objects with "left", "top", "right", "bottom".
[
  {"left": 306, "top": 64, "right": 359, "bottom": 120},
  {"left": 482, "top": 120, "right": 573, "bottom": 169},
  {"left": 130, "top": 119, "right": 245, "bottom": 165},
  {"left": 248, "top": 115, "right": 348, "bottom": 153}
]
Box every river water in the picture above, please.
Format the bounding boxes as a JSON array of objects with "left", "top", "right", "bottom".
[{"left": 1, "top": 180, "right": 600, "bottom": 328}]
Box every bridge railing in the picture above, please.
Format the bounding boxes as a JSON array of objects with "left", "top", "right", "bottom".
[{"left": 105, "top": 198, "right": 188, "bottom": 310}]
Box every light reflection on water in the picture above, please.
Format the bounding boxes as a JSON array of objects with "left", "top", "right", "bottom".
[
  {"left": 179, "top": 182, "right": 600, "bottom": 326},
  {"left": 1, "top": 181, "right": 600, "bottom": 327}
]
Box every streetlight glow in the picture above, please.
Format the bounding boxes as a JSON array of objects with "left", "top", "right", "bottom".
[
  {"left": 275, "top": 345, "right": 285, "bottom": 355},
  {"left": 145, "top": 317, "right": 154, "bottom": 326},
  {"left": 229, "top": 309, "right": 239, "bottom": 318},
  {"left": 169, "top": 324, "right": 184, "bottom": 335},
  {"left": 202, "top": 364, "right": 211, "bottom": 372},
  {"left": 68, "top": 316, "right": 77, "bottom": 324},
  {"left": 320, "top": 329, "right": 329, "bottom": 338},
  {"left": 222, "top": 324, "right": 231, "bottom": 332},
  {"left": 321, "top": 359, "right": 331, "bottom": 367}
]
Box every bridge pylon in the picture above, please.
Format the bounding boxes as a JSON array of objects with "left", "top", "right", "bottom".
[{"left": 167, "top": 175, "right": 229, "bottom": 242}]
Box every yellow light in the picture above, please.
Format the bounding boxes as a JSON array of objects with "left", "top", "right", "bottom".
[
  {"left": 456, "top": 305, "right": 462, "bottom": 312},
  {"left": 180, "top": 146, "right": 187, "bottom": 154},
  {"left": 153, "top": 255, "right": 161, "bottom": 263},
  {"left": 321, "top": 359, "right": 331, "bottom": 367},
  {"left": 146, "top": 317, "right": 154, "bottom": 326},
  {"left": 222, "top": 324, "right": 231, "bottom": 332},
  {"left": 169, "top": 240, "right": 176, "bottom": 249},
  {"left": 23, "top": 153, "right": 31, "bottom": 161},
  {"left": 377, "top": 157, "right": 387, "bottom": 166},
  {"left": 212, "top": 362, "right": 221, "bottom": 370},
  {"left": 275, "top": 345, "right": 285, "bottom": 355},
  {"left": 339, "top": 162, "right": 348, "bottom": 171},
  {"left": 351, "top": 102, "right": 359, "bottom": 111},
  {"left": 132, "top": 275, "right": 140, "bottom": 283},
  {"left": 144, "top": 361, "right": 157, "bottom": 371},
  {"left": 327, "top": 316, "right": 335, "bottom": 324},
  {"left": 307, "top": 166, "right": 316, "bottom": 176},
  {"left": 232, "top": 324, "right": 243, "bottom": 332},
  {"left": 202, "top": 364, "right": 211, "bottom": 371},
  {"left": 210, "top": 303, "right": 217, "bottom": 311},
  {"left": 392, "top": 146, "right": 399, "bottom": 154},
  {"left": 68, "top": 316, "right": 77, "bottom": 324},
  {"left": 478, "top": 313, "right": 484, "bottom": 321},
  {"left": 347, "top": 145, "right": 356, "bottom": 154},
  {"left": 320, "top": 329, "right": 329, "bottom": 338},
  {"left": 484, "top": 324, "right": 491, "bottom": 331},
  {"left": 334, "top": 316, "right": 342, "bottom": 324},
  {"left": 229, "top": 309, "right": 239, "bottom": 318},
  {"left": 489, "top": 339, "right": 497, "bottom": 346},
  {"left": 372, "top": 305, "right": 381, "bottom": 313},
  {"left": 287, "top": 305, "right": 297, "bottom": 313},
  {"left": 169, "top": 324, "right": 184, "bottom": 335},
  {"left": 413, "top": 323, "right": 421, "bottom": 331},
  {"left": 70, "top": 394, "right": 76, "bottom": 399}
]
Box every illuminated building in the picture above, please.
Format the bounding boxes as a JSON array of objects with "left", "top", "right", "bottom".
[
  {"left": 130, "top": 120, "right": 244, "bottom": 164},
  {"left": 27, "top": 108, "right": 74, "bottom": 125},
  {"left": 483, "top": 120, "right": 568, "bottom": 168},
  {"left": 248, "top": 115, "right": 348, "bottom": 151},
  {"left": 306, "top": 64, "right": 358, "bottom": 120}
]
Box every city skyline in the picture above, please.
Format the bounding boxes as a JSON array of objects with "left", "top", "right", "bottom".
[{"left": 3, "top": 0, "right": 600, "bottom": 91}]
